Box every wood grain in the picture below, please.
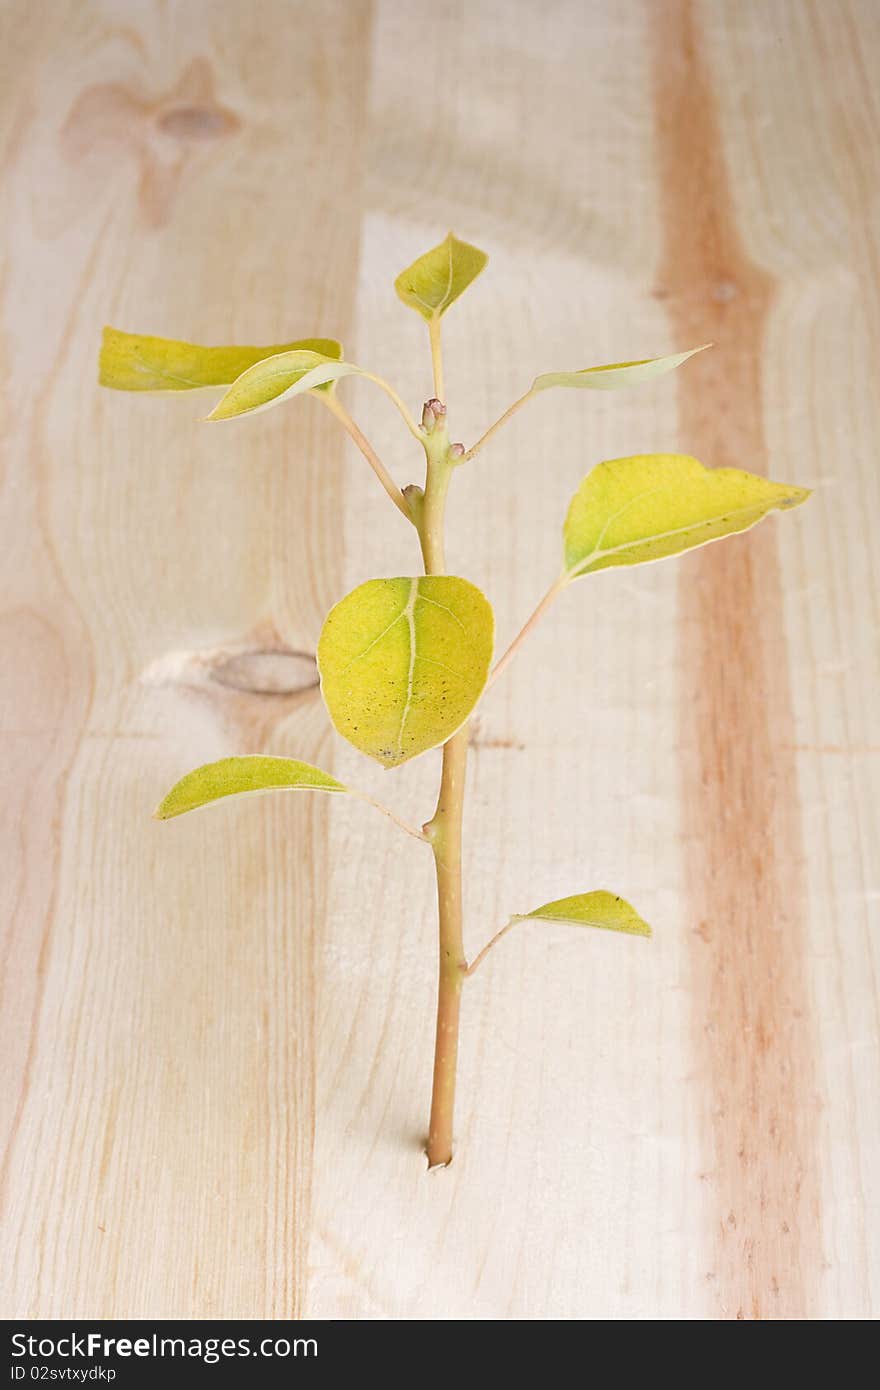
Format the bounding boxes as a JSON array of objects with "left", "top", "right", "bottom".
[
  {"left": 653, "top": 0, "right": 820, "bottom": 1320},
  {"left": 2, "top": 0, "right": 878, "bottom": 1320}
]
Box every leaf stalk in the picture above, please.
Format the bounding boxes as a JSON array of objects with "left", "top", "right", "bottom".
[
  {"left": 428, "top": 318, "right": 445, "bottom": 405},
  {"left": 320, "top": 391, "right": 412, "bottom": 521},
  {"left": 487, "top": 574, "right": 569, "bottom": 690},
  {"left": 464, "top": 919, "right": 517, "bottom": 976},
  {"left": 464, "top": 388, "right": 534, "bottom": 461},
  {"left": 359, "top": 371, "right": 423, "bottom": 441},
  {"left": 351, "top": 791, "right": 431, "bottom": 843}
]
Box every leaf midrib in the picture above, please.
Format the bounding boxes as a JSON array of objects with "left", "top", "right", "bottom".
[{"left": 568, "top": 490, "right": 797, "bottom": 576}]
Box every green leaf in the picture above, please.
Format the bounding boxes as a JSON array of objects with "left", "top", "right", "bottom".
[
  {"left": 318, "top": 576, "right": 494, "bottom": 768},
  {"left": 206, "top": 351, "right": 368, "bottom": 420},
  {"left": 394, "top": 232, "right": 488, "bottom": 321},
  {"left": 99, "top": 328, "right": 342, "bottom": 393},
  {"left": 563, "top": 454, "right": 811, "bottom": 578},
  {"left": 532, "top": 345, "right": 708, "bottom": 393},
  {"left": 155, "top": 755, "right": 347, "bottom": 819},
  {"left": 516, "top": 891, "right": 651, "bottom": 938}
]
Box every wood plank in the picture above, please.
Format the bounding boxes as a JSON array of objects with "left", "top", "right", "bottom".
[
  {"left": 2, "top": 0, "right": 878, "bottom": 1320},
  {"left": 0, "top": 0, "right": 373, "bottom": 1318}
]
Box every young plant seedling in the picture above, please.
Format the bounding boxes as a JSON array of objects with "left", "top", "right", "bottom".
[{"left": 100, "top": 234, "right": 810, "bottom": 1168}]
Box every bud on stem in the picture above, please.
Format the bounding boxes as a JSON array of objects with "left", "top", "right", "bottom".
[{"left": 421, "top": 398, "right": 446, "bottom": 434}]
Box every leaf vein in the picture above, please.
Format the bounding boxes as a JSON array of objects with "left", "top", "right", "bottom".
[
  {"left": 397, "top": 579, "right": 419, "bottom": 753},
  {"left": 587, "top": 481, "right": 671, "bottom": 558},
  {"left": 574, "top": 497, "right": 792, "bottom": 573},
  {"left": 416, "top": 592, "right": 467, "bottom": 633},
  {"left": 415, "top": 654, "right": 465, "bottom": 681},
  {"left": 340, "top": 599, "right": 409, "bottom": 673},
  {"left": 438, "top": 236, "right": 455, "bottom": 313},
  {"left": 131, "top": 358, "right": 205, "bottom": 389}
]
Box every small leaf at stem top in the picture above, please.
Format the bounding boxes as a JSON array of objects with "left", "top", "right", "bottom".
[
  {"left": 155, "top": 756, "right": 347, "bottom": 819},
  {"left": 516, "top": 891, "right": 651, "bottom": 937},
  {"left": 531, "top": 345, "right": 708, "bottom": 393},
  {"left": 318, "top": 576, "right": 494, "bottom": 768},
  {"left": 562, "top": 453, "right": 810, "bottom": 578},
  {"left": 99, "top": 328, "right": 342, "bottom": 392},
  {"left": 394, "top": 233, "right": 488, "bottom": 321}
]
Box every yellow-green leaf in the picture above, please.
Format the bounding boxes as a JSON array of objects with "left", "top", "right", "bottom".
[
  {"left": 394, "top": 232, "right": 488, "bottom": 321},
  {"left": 318, "top": 576, "right": 494, "bottom": 768},
  {"left": 207, "top": 351, "right": 366, "bottom": 420},
  {"left": 516, "top": 891, "right": 651, "bottom": 938},
  {"left": 563, "top": 454, "right": 811, "bottom": 578},
  {"left": 155, "top": 756, "right": 347, "bottom": 819},
  {"left": 99, "top": 328, "right": 342, "bottom": 393},
  {"left": 532, "top": 345, "right": 708, "bottom": 393}
]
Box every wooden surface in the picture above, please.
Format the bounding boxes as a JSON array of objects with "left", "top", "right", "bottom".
[{"left": 2, "top": 0, "right": 878, "bottom": 1321}]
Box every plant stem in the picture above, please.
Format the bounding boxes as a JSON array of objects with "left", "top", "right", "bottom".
[
  {"left": 416, "top": 316, "right": 468, "bottom": 1166},
  {"left": 423, "top": 726, "right": 468, "bottom": 1166},
  {"left": 320, "top": 392, "right": 412, "bottom": 521},
  {"left": 418, "top": 459, "right": 466, "bottom": 1165},
  {"left": 420, "top": 455, "right": 452, "bottom": 571}
]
